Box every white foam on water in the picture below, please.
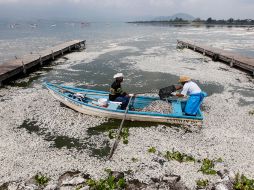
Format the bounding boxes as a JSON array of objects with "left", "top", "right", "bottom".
[
  {"left": 128, "top": 47, "right": 252, "bottom": 86},
  {"left": 53, "top": 43, "right": 139, "bottom": 72}
]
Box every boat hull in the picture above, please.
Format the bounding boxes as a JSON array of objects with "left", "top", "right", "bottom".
[{"left": 47, "top": 83, "right": 203, "bottom": 127}]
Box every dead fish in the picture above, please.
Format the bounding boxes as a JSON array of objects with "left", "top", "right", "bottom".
[{"left": 141, "top": 100, "right": 172, "bottom": 114}]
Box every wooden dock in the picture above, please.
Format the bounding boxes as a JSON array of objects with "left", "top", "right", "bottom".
[
  {"left": 0, "top": 40, "right": 86, "bottom": 86},
  {"left": 177, "top": 40, "right": 254, "bottom": 75}
]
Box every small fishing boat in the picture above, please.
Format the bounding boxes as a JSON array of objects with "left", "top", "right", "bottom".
[{"left": 44, "top": 82, "right": 204, "bottom": 127}]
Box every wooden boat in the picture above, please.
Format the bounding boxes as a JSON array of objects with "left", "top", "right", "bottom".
[{"left": 44, "top": 82, "right": 204, "bottom": 127}]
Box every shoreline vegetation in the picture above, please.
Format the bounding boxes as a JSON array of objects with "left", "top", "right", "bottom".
[{"left": 127, "top": 17, "right": 254, "bottom": 27}]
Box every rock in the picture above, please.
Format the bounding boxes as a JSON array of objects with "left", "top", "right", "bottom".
[
  {"left": 44, "top": 184, "right": 58, "bottom": 190},
  {"left": 111, "top": 171, "right": 124, "bottom": 181},
  {"left": 58, "top": 171, "right": 81, "bottom": 186},
  {"left": 4, "top": 182, "right": 20, "bottom": 190},
  {"left": 20, "top": 176, "right": 40, "bottom": 190},
  {"left": 170, "top": 182, "right": 189, "bottom": 190},
  {"left": 162, "top": 174, "right": 181, "bottom": 184},
  {"left": 228, "top": 171, "right": 235, "bottom": 183},
  {"left": 59, "top": 187, "right": 73, "bottom": 190},
  {"left": 81, "top": 174, "right": 90, "bottom": 180},
  {"left": 217, "top": 169, "right": 229, "bottom": 179},
  {"left": 23, "top": 184, "right": 39, "bottom": 190},
  {"left": 79, "top": 186, "right": 89, "bottom": 190},
  {"left": 126, "top": 179, "right": 148, "bottom": 190},
  {"left": 152, "top": 156, "right": 167, "bottom": 166},
  {"left": 25, "top": 176, "right": 38, "bottom": 186},
  {"left": 161, "top": 175, "right": 188, "bottom": 190},
  {"left": 0, "top": 182, "right": 9, "bottom": 190},
  {"left": 62, "top": 177, "right": 85, "bottom": 186},
  {"left": 144, "top": 183, "right": 160, "bottom": 190},
  {"left": 214, "top": 183, "right": 229, "bottom": 190},
  {"left": 213, "top": 179, "right": 234, "bottom": 190},
  {"left": 151, "top": 177, "right": 160, "bottom": 183}
]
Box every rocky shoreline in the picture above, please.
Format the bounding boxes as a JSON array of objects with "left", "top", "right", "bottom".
[{"left": 1, "top": 169, "right": 249, "bottom": 190}]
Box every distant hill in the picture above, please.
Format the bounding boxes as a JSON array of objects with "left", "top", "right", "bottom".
[{"left": 153, "top": 13, "right": 195, "bottom": 21}]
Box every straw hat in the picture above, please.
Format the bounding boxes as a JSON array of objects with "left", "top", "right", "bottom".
[
  {"left": 179, "top": 76, "right": 191, "bottom": 83},
  {"left": 113, "top": 73, "right": 124, "bottom": 79}
]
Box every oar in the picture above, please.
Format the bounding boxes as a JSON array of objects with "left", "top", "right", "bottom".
[{"left": 108, "top": 96, "right": 134, "bottom": 160}]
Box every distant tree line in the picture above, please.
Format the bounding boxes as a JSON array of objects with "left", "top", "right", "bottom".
[
  {"left": 128, "top": 17, "right": 254, "bottom": 26},
  {"left": 204, "top": 17, "right": 254, "bottom": 25},
  {"left": 128, "top": 17, "right": 189, "bottom": 24}
]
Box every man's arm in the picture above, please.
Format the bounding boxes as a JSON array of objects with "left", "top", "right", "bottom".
[{"left": 172, "top": 84, "right": 187, "bottom": 97}]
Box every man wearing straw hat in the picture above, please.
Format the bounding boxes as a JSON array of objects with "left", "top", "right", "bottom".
[
  {"left": 109, "top": 73, "right": 133, "bottom": 109},
  {"left": 173, "top": 76, "right": 206, "bottom": 115}
]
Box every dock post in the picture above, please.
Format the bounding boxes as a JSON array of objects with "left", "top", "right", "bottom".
[
  {"left": 21, "top": 60, "right": 26, "bottom": 74},
  {"left": 39, "top": 55, "right": 43, "bottom": 66},
  {"left": 230, "top": 58, "right": 234, "bottom": 67},
  {"left": 68, "top": 46, "right": 71, "bottom": 51},
  {"left": 202, "top": 50, "right": 206, "bottom": 62},
  {"left": 61, "top": 49, "right": 63, "bottom": 55},
  {"left": 51, "top": 50, "right": 54, "bottom": 60},
  {"left": 194, "top": 46, "right": 196, "bottom": 51}
]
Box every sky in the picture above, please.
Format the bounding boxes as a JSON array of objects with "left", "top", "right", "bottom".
[{"left": 0, "top": 0, "right": 253, "bottom": 21}]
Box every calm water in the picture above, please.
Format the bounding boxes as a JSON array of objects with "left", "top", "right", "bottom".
[{"left": 1, "top": 21, "right": 254, "bottom": 61}]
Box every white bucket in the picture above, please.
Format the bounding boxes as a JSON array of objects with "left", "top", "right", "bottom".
[{"left": 98, "top": 98, "right": 108, "bottom": 107}]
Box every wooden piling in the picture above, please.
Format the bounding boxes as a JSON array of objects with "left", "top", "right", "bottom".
[
  {"left": 21, "top": 61, "right": 26, "bottom": 74},
  {"left": 39, "top": 56, "right": 43, "bottom": 66}
]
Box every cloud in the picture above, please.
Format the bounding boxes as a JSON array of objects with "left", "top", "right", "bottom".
[{"left": 0, "top": 0, "right": 253, "bottom": 20}]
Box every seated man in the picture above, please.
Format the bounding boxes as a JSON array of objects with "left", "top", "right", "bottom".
[
  {"left": 174, "top": 76, "right": 206, "bottom": 115},
  {"left": 109, "top": 73, "right": 130, "bottom": 110}
]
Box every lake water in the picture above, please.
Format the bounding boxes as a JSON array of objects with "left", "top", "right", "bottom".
[{"left": 0, "top": 20, "right": 253, "bottom": 94}]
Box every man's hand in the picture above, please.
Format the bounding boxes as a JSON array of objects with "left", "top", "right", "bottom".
[{"left": 171, "top": 92, "right": 177, "bottom": 96}]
